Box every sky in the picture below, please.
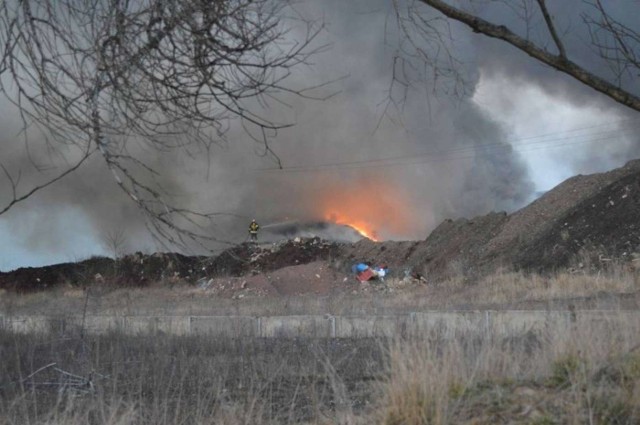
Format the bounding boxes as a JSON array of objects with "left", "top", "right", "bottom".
[{"left": 0, "top": 0, "right": 638, "bottom": 271}]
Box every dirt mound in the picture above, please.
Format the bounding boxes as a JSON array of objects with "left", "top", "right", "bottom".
[
  {"left": 484, "top": 159, "right": 640, "bottom": 273},
  {"left": 336, "top": 212, "right": 510, "bottom": 280},
  {"left": 0, "top": 253, "right": 207, "bottom": 292},
  {"left": 200, "top": 261, "right": 350, "bottom": 298},
  {"left": 512, "top": 162, "right": 640, "bottom": 271},
  {"left": 201, "top": 237, "right": 341, "bottom": 277},
  {"left": 2, "top": 160, "right": 640, "bottom": 293},
  {"left": 338, "top": 159, "right": 640, "bottom": 280},
  {"left": 0, "top": 238, "right": 343, "bottom": 293},
  {"left": 193, "top": 239, "right": 351, "bottom": 298}
]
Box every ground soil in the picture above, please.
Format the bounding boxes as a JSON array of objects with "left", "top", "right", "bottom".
[
  {"left": 338, "top": 159, "right": 640, "bottom": 281},
  {"left": 2, "top": 159, "right": 640, "bottom": 296}
]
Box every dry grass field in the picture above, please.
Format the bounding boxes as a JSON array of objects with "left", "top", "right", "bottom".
[
  {"left": 1, "top": 266, "right": 640, "bottom": 424},
  {"left": 2, "top": 313, "right": 640, "bottom": 424},
  {"left": 2, "top": 262, "right": 638, "bottom": 317}
]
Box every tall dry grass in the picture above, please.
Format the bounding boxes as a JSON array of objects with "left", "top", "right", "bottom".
[
  {"left": 0, "top": 330, "right": 382, "bottom": 424},
  {"left": 449, "top": 266, "right": 639, "bottom": 306},
  {"left": 2, "top": 262, "right": 640, "bottom": 423},
  {"left": 2, "top": 310, "right": 640, "bottom": 424},
  {"left": 371, "top": 313, "right": 640, "bottom": 424}
]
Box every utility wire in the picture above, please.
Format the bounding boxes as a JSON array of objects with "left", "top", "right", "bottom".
[{"left": 256, "top": 118, "right": 640, "bottom": 173}]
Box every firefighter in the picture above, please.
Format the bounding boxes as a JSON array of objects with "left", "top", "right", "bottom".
[{"left": 248, "top": 219, "right": 260, "bottom": 242}]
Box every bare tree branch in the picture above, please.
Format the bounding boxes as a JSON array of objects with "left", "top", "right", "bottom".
[
  {"left": 414, "top": 0, "right": 640, "bottom": 113},
  {"left": 0, "top": 0, "right": 324, "bottom": 248},
  {"left": 535, "top": 0, "right": 566, "bottom": 58},
  {"left": 0, "top": 148, "right": 95, "bottom": 216},
  {"left": 583, "top": 0, "right": 640, "bottom": 83},
  {"left": 101, "top": 227, "right": 129, "bottom": 259}
]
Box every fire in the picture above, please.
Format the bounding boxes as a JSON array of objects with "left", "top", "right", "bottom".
[
  {"left": 330, "top": 214, "right": 379, "bottom": 241},
  {"left": 350, "top": 224, "right": 378, "bottom": 241},
  {"left": 316, "top": 178, "right": 414, "bottom": 241}
]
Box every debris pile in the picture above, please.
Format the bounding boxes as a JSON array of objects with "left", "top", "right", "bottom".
[
  {"left": 201, "top": 237, "right": 340, "bottom": 277},
  {"left": 338, "top": 159, "right": 640, "bottom": 280},
  {"left": 0, "top": 237, "right": 345, "bottom": 294},
  {"left": 0, "top": 253, "right": 207, "bottom": 292},
  {"left": 351, "top": 263, "right": 389, "bottom": 282},
  {"left": 2, "top": 159, "right": 640, "bottom": 294}
]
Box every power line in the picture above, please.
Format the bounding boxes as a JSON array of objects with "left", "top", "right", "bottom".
[
  {"left": 256, "top": 118, "right": 640, "bottom": 173},
  {"left": 261, "top": 120, "right": 640, "bottom": 171}
]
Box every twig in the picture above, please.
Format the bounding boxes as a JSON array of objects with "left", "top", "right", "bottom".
[{"left": 22, "top": 362, "right": 57, "bottom": 382}]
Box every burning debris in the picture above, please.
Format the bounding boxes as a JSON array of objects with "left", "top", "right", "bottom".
[
  {"left": 2, "top": 160, "right": 640, "bottom": 295},
  {"left": 259, "top": 220, "right": 367, "bottom": 242}
]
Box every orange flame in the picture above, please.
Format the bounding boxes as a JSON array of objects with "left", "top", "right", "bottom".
[
  {"left": 316, "top": 178, "right": 414, "bottom": 241},
  {"left": 349, "top": 224, "right": 378, "bottom": 241},
  {"left": 330, "top": 214, "right": 379, "bottom": 241}
]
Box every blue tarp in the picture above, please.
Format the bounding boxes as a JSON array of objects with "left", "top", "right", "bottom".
[{"left": 355, "top": 263, "right": 369, "bottom": 272}]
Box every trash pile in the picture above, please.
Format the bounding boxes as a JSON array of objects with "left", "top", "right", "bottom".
[
  {"left": 4, "top": 160, "right": 640, "bottom": 293},
  {"left": 201, "top": 237, "right": 341, "bottom": 277},
  {"left": 351, "top": 263, "right": 389, "bottom": 282},
  {"left": 0, "top": 238, "right": 343, "bottom": 293}
]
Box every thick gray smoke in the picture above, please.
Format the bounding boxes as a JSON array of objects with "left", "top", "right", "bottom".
[
  {"left": 469, "top": 0, "right": 640, "bottom": 173},
  {"left": 1, "top": 0, "right": 637, "bottom": 268}
]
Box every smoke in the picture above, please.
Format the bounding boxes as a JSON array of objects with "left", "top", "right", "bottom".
[
  {"left": 2, "top": 0, "right": 638, "bottom": 267},
  {"left": 238, "top": 0, "right": 535, "bottom": 239},
  {"left": 260, "top": 221, "right": 363, "bottom": 243},
  {"left": 468, "top": 0, "right": 640, "bottom": 173}
]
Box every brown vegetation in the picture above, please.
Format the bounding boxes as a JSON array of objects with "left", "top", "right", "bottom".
[
  {"left": 1, "top": 305, "right": 640, "bottom": 424},
  {"left": 1, "top": 159, "right": 640, "bottom": 423},
  {"left": 2, "top": 261, "right": 638, "bottom": 317}
]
